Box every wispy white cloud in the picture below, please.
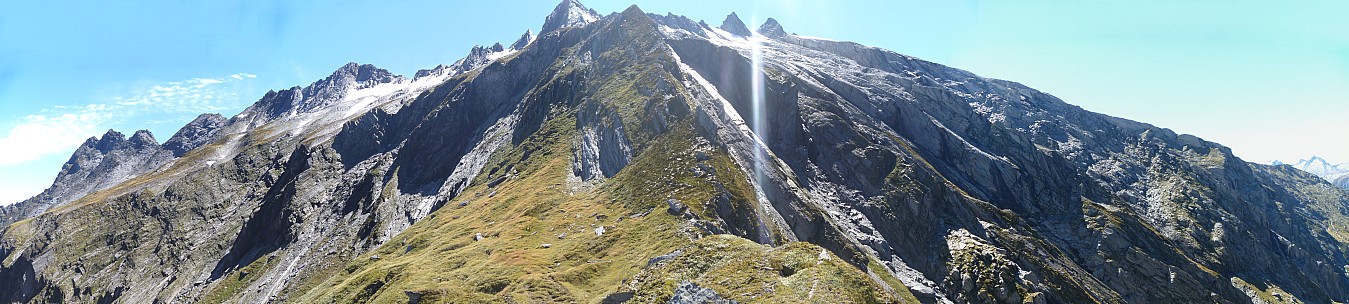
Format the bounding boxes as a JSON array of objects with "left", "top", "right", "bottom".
[
  {"left": 0, "top": 105, "right": 113, "bottom": 166},
  {"left": 0, "top": 73, "right": 256, "bottom": 167},
  {"left": 229, "top": 73, "right": 257, "bottom": 80},
  {"left": 112, "top": 76, "right": 250, "bottom": 113}
]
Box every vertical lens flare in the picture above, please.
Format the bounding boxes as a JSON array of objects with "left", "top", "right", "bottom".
[
  {"left": 751, "top": 34, "right": 765, "bottom": 185},
  {"left": 749, "top": 26, "right": 773, "bottom": 243}
]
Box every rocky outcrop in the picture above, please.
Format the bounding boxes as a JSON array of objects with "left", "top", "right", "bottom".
[
  {"left": 718, "top": 13, "right": 751, "bottom": 37},
  {"left": 445, "top": 32, "right": 536, "bottom": 76},
  {"left": 540, "top": 0, "right": 599, "bottom": 34},
  {"left": 668, "top": 282, "right": 737, "bottom": 304},
  {"left": 241, "top": 62, "right": 405, "bottom": 121},
  {"left": 757, "top": 18, "right": 786, "bottom": 37},
  {"left": 209, "top": 145, "right": 308, "bottom": 279},
  {"left": 571, "top": 102, "right": 633, "bottom": 181},
  {"left": 510, "top": 29, "right": 535, "bottom": 50},
  {"left": 163, "top": 113, "right": 228, "bottom": 157}
]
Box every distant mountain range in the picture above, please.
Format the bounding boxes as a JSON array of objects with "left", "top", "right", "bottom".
[{"left": 1276, "top": 156, "right": 1349, "bottom": 189}]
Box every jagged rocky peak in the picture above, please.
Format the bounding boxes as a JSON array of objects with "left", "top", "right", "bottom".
[
  {"left": 93, "top": 129, "right": 128, "bottom": 152},
  {"left": 246, "top": 62, "right": 406, "bottom": 119},
  {"left": 449, "top": 45, "right": 491, "bottom": 73},
  {"left": 127, "top": 130, "right": 159, "bottom": 149},
  {"left": 414, "top": 29, "right": 535, "bottom": 84},
  {"left": 758, "top": 17, "right": 786, "bottom": 37},
  {"left": 82, "top": 129, "right": 163, "bottom": 157},
  {"left": 540, "top": 0, "right": 599, "bottom": 33},
  {"left": 413, "top": 65, "right": 449, "bottom": 79},
  {"left": 327, "top": 62, "right": 404, "bottom": 89},
  {"left": 719, "top": 12, "right": 752, "bottom": 36},
  {"left": 5, "top": 126, "right": 177, "bottom": 226},
  {"left": 509, "top": 29, "right": 534, "bottom": 50},
  {"left": 647, "top": 12, "right": 704, "bottom": 34},
  {"left": 163, "top": 113, "right": 228, "bottom": 157},
  {"left": 448, "top": 41, "right": 519, "bottom": 74}
]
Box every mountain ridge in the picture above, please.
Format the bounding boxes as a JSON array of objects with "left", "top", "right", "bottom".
[{"left": 1, "top": 1, "right": 1346, "bottom": 303}]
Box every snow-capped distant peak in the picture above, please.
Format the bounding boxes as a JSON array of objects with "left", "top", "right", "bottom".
[
  {"left": 541, "top": 0, "right": 599, "bottom": 33},
  {"left": 1282, "top": 155, "right": 1349, "bottom": 184}
]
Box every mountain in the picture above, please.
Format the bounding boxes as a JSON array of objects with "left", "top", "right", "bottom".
[
  {"left": 1278, "top": 156, "right": 1349, "bottom": 189},
  {"left": 1, "top": 129, "right": 172, "bottom": 227},
  {"left": 4, "top": 1, "right": 1349, "bottom": 303}
]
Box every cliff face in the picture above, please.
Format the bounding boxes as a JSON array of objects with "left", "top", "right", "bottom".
[
  {"left": 657, "top": 13, "right": 1349, "bottom": 302},
  {"left": 2, "top": 2, "right": 1346, "bottom": 303}
]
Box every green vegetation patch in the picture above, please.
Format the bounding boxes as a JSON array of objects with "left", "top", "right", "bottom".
[
  {"left": 623, "top": 234, "right": 900, "bottom": 303},
  {"left": 201, "top": 253, "right": 282, "bottom": 304}
]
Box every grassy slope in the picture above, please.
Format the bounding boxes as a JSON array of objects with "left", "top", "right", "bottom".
[
  {"left": 292, "top": 112, "right": 687, "bottom": 303},
  {"left": 625, "top": 234, "right": 898, "bottom": 304},
  {"left": 291, "top": 98, "right": 908, "bottom": 303}
]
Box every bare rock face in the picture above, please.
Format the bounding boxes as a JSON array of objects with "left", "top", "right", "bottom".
[
  {"left": 757, "top": 18, "right": 786, "bottom": 37},
  {"left": 163, "top": 113, "right": 228, "bottom": 157},
  {"left": 540, "top": 0, "right": 598, "bottom": 34},
  {"left": 510, "top": 29, "right": 535, "bottom": 50},
  {"left": 718, "top": 12, "right": 751, "bottom": 37},
  {"left": 572, "top": 102, "right": 633, "bottom": 181},
  {"left": 668, "top": 282, "right": 737, "bottom": 304},
  {"left": 659, "top": 9, "right": 1349, "bottom": 303},
  {"left": 242, "top": 62, "right": 405, "bottom": 121}
]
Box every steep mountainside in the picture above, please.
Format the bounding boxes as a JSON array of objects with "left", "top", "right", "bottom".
[{"left": 3, "top": 1, "right": 1348, "bottom": 303}]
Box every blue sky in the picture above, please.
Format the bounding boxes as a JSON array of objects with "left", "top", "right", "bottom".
[{"left": 1, "top": 0, "right": 1346, "bottom": 204}]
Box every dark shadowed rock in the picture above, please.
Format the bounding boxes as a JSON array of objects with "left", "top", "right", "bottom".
[
  {"left": 757, "top": 18, "right": 786, "bottom": 37},
  {"left": 718, "top": 12, "right": 751, "bottom": 37}
]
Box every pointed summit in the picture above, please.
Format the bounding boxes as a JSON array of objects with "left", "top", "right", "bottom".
[
  {"left": 241, "top": 62, "right": 406, "bottom": 120},
  {"left": 541, "top": 0, "right": 599, "bottom": 34},
  {"left": 127, "top": 130, "right": 159, "bottom": 149},
  {"left": 328, "top": 62, "right": 401, "bottom": 86},
  {"left": 413, "top": 65, "right": 450, "bottom": 79},
  {"left": 94, "top": 129, "right": 127, "bottom": 152},
  {"left": 719, "top": 12, "right": 751, "bottom": 36},
  {"left": 758, "top": 18, "right": 786, "bottom": 37},
  {"left": 509, "top": 30, "right": 534, "bottom": 50}
]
